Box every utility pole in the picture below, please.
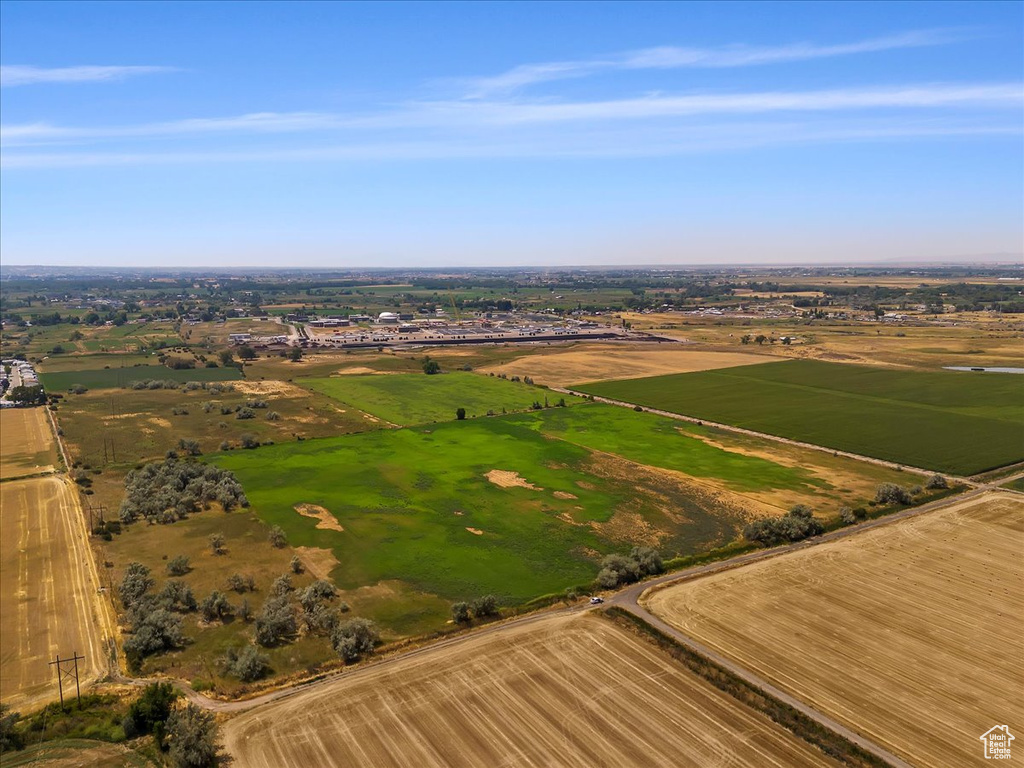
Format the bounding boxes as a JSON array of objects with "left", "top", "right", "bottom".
[{"left": 48, "top": 651, "right": 85, "bottom": 710}]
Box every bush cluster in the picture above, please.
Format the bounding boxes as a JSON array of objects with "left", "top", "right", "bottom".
[
  {"left": 596, "top": 547, "right": 664, "bottom": 588},
  {"left": 118, "top": 458, "right": 248, "bottom": 524},
  {"left": 743, "top": 504, "right": 824, "bottom": 547}
]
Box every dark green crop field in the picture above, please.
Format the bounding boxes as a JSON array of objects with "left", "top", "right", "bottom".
[
  {"left": 39, "top": 364, "right": 242, "bottom": 391},
  {"left": 303, "top": 371, "right": 582, "bottom": 426},
  {"left": 576, "top": 360, "right": 1024, "bottom": 476}
]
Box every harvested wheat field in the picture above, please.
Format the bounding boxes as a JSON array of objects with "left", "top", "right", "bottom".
[
  {"left": 0, "top": 477, "right": 111, "bottom": 711},
  {"left": 223, "top": 612, "right": 839, "bottom": 768},
  {"left": 646, "top": 492, "right": 1024, "bottom": 768},
  {"left": 0, "top": 407, "right": 58, "bottom": 479},
  {"left": 481, "top": 345, "right": 773, "bottom": 387}
]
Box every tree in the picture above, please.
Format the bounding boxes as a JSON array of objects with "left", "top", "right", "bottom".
[
  {"left": 8, "top": 385, "right": 45, "bottom": 405},
  {"left": 331, "top": 617, "right": 379, "bottom": 662},
  {"left": 268, "top": 525, "right": 287, "bottom": 548},
  {"left": 217, "top": 350, "right": 234, "bottom": 366},
  {"left": 238, "top": 345, "right": 257, "bottom": 360},
  {"left": 199, "top": 590, "right": 232, "bottom": 622},
  {"left": 422, "top": 358, "right": 441, "bottom": 375},
  {"left": 254, "top": 596, "right": 297, "bottom": 646},
  {"left": 451, "top": 601, "right": 470, "bottom": 623},
  {"left": 288, "top": 347, "right": 303, "bottom": 362},
  {"left": 177, "top": 438, "right": 201, "bottom": 457},
  {"left": 875, "top": 483, "right": 912, "bottom": 505},
  {"left": 119, "top": 562, "right": 155, "bottom": 607},
  {"left": 455, "top": 407, "right": 466, "bottom": 420},
  {"left": 208, "top": 533, "right": 226, "bottom": 555},
  {"left": 0, "top": 703, "right": 23, "bottom": 753},
  {"left": 754, "top": 334, "right": 768, "bottom": 346},
  {"left": 167, "top": 704, "right": 218, "bottom": 768},
  {"left": 124, "top": 682, "right": 178, "bottom": 738},
  {"left": 68, "top": 383, "right": 88, "bottom": 394},
  {"left": 222, "top": 645, "right": 270, "bottom": 682},
  {"left": 160, "top": 580, "right": 197, "bottom": 612},
  {"left": 271, "top": 574, "right": 293, "bottom": 596},
  {"left": 167, "top": 555, "right": 191, "bottom": 576},
  {"left": 471, "top": 595, "right": 499, "bottom": 618}
]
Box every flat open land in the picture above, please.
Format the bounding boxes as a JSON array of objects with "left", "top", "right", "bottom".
[
  {"left": 578, "top": 359, "right": 1024, "bottom": 474},
  {"left": 209, "top": 402, "right": 906, "bottom": 635},
  {"left": 480, "top": 345, "right": 774, "bottom": 387},
  {"left": 303, "top": 371, "right": 583, "bottom": 426},
  {"left": 0, "top": 477, "right": 110, "bottom": 711},
  {"left": 39, "top": 364, "right": 241, "bottom": 392},
  {"left": 646, "top": 492, "right": 1024, "bottom": 768},
  {"left": 0, "top": 408, "right": 58, "bottom": 479},
  {"left": 223, "top": 612, "right": 840, "bottom": 768}
]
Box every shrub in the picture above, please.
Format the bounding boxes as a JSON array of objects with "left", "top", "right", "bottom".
[
  {"left": 926, "top": 474, "right": 949, "bottom": 490},
  {"left": 268, "top": 525, "right": 287, "bottom": 548},
  {"left": 451, "top": 601, "right": 470, "bottom": 623},
  {"left": 254, "top": 596, "right": 296, "bottom": 647},
  {"left": 470, "top": 595, "right": 499, "bottom": 618},
  {"left": 167, "top": 704, "right": 218, "bottom": 768},
  {"left": 743, "top": 506, "right": 824, "bottom": 547},
  {"left": 118, "top": 458, "right": 248, "bottom": 524},
  {"left": 167, "top": 555, "right": 191, "bottom": 576},
  {"left": 199, "top": 590, "right": 232, "bottom": 622},
  {"left": 221, "top": 645, "right": 270, "bottom": 682},
  {"left": 875, "top": 482, "right": 912, "bottom": 505},
  {"left": 208, "top": 533, "right": 226, "bottom": 555},
  {"left": 159, "top": 580, "right": 197, "bottom": 612},
  {"left": 331, "top": 618, "right": 379, "bottom": 662},
  {"left": 838, "top": 506, "right": 857, "bottom": 525},
  {"left": 595, "top": 546, "right": 664, "bottom": 589},
  {"left": 289, "top": 555, "right": 303, "bottom": 574}
]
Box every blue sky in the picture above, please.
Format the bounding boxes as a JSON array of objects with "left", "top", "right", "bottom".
[{"left": 1, "top": 0, "right": 1021, "bottom": 267}]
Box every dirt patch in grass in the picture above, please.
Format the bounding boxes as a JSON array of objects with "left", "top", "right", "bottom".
[
  {"left": 294, "top": 503, "right": 344, "bottom": 532},
  {"left": 148, "top": 416, "right": 172, "bottom": 428},
  {"left": 591, "top": 510, "right": 666, "bottom": 547},
  {"left": 233, "top": 380, "right": 312, "bottom": 398},
  {"left": 553, "top": 490, "right": 578, "bottom": 500},
  {"left": 465, "top": 527, "right": 484, "bottom": 535},
  {"left": 294, "top": 546, "right": 341, "bottom": 581},
  {"left": 485, "top": 469, "right": 542, "bottom": 490}
]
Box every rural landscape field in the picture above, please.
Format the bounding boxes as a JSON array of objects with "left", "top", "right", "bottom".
[
  {"left": 646, "top": 491, "right": 1024, "bottom": 768},
  {"left": 222, "top": 612, "right": 842, "bottom": 768},
  {"left": 2, "top": 2, "right": 1023, "bottom": 761}
]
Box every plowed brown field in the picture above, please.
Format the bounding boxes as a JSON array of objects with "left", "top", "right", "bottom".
[
  {"left": 0, "top": 408, "right": 58, "bottom": 479},
  {"left": 646, "top": 492, "right": 1024, "bottom": 768},
  {"left": 223, "top": 612, "right": 839, "bottom": 768},
  {"left": 0, "top": 477, "right": 110, "bottom": 710},
  {"left": 481, "top": 346, "right": 773, "bottom": 386}
]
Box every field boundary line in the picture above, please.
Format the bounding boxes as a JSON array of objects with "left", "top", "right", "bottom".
[{"left": 604, "top": 607, "right": 902, "bottom": 768}]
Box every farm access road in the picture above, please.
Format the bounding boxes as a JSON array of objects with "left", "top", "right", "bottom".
[{"left": 144, "top": 483, "right": 1008, "bottom": 768}]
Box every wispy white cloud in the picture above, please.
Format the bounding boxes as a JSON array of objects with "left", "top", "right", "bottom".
[
  {"left": 457, "top": 29, "right": 974, "bottom": 97},
  {"left": 3, "top": 83, "right": 1019, "bottom": 147},
  {"left": 0, "top": 65, "right": 176, "bottom": 87},
  {"left": 3, "top": 118, "right": 1018, "bottom": 169}
]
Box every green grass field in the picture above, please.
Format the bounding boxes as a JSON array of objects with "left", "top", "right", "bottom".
[
  {"left": 210, "top": 413, "right": 763, "bottom": 607},
  {"left": 1002, "top": 477, "right": 1024, "bottom": 492},
  {"left": 40, "top": 364, "right": 242, "bottom": 391},
  {"left": 578, "top": 360, "right": 1023, "bottom": 475},
  {"left": 302, "top": 372, "right": 582, "bottom": 425}
]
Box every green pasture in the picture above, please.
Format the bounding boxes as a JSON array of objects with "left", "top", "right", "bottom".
[
  {"left": 503, "top": 404, "right": 822, "bottom": 493},
  {"left": 40, "top": 364, "right": 242, "bottom": 391},
  {"left": 210, "top": 415, "right": 748, "bottom": 607},
  {"left": 577, "top": 360, "right": 1024, "bottom": 475},
  {"left": 302, "top": 371, "right": 582, "bottom": 425}
]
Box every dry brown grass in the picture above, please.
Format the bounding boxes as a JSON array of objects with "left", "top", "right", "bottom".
[
  {"left": 484, "top": 469, "right": 542, "bottom": 490},
  {"left": 646, "top": 492, "right": 1024, "bottom": 768},
  {"left": 222, "top": 612, "right": 840, "bottom": 768},
  {"left": 0, "top": 407, "right": 58, "bottom": 479},
  {"left": 479, "top": 345, "right": 774, "bottom": 386},
  {"left": 0, "top": 477, "right": 110, "bottom": 711}
]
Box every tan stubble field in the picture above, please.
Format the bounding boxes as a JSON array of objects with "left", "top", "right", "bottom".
[
  {"left": 0, "top": 476, "right": 112, "bottom": 711},
  {"left": 223, "top": 611, "right": 840, "bottom": 768},
  {"left": 645, "top": 492, "right": 1024, "bottom": 768},
  {"left": 0, "top": 408, "right": 58, "bottom": 479}
]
